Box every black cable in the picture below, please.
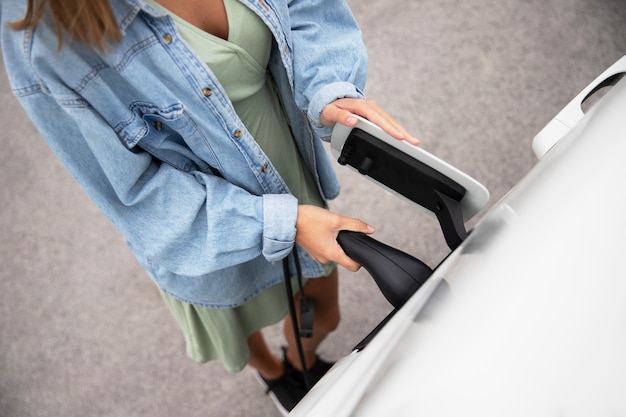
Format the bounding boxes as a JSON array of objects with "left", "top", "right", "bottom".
[
  {"left": 293, "top": 248, "right": 314, "bottom": 339},
  {"left": 283, "top": 253, "right": 313, "bottom": 391}
]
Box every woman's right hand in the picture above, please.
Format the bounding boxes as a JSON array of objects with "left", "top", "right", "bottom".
[{"left": 295, "top": 205, "right": 375, "bottom": 271}]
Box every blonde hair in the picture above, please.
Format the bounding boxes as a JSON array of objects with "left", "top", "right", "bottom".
[{"left": 10, "top": 0, "right": 122, "bottom": 52}]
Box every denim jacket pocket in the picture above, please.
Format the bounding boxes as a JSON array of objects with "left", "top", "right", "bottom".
[{"left": 117, "top": 102, "right": 222, "bottom": 174}]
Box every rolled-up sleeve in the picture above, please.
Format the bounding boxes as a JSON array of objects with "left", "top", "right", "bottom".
[
  {"left": 307, "top": 81, "right": 365, "bottom": 140},
  {"left": 261, "top": 193, "right": 298, "bottom": 261}
]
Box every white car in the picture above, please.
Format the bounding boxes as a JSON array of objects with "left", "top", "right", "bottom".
[{"left": 291, "top": 56, "right": 626, "bottom": 416}]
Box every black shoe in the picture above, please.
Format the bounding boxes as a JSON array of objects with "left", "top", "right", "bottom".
[
  {"left": 307, "top": 355, "right": 335, "bottom": 385},
  {"left": 281, "top": 346, "right": 335, "bottom": 387},
  {"left": 256, "top": 363, "right": 308, "bottom": 416}
]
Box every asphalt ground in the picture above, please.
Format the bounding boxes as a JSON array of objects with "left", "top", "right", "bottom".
[{"left": 2, "top": 0, "right": 626, "bottom": 416}]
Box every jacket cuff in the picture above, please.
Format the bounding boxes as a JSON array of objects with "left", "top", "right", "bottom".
[
  {"left": 307, "top": 81, "right": 365, "bottom": 141},
  {"left": 262, "top": 193, "right": 298, "bottom": 261}
]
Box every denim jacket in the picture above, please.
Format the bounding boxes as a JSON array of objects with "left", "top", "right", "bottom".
[{"left": 0, "top": 0, "right": 367, "bottom": 308}]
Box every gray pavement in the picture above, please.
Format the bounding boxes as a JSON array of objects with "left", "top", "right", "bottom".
[{"left": 2, "top": 0, "right": 626, "bottom": 416}]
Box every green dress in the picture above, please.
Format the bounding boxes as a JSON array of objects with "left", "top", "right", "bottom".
[{"left": 145, "top": 0, "right": 335, "bottom": 372}]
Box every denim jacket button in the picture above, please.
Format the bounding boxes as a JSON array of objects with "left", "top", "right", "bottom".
[
  {"left": 261, "top": 163, "right": 268, "bottom": 173},
  {"left": 234, "top": 129, "right": 243, "bottom": 138},
  {"left": 163, "top": 33, "right": 173, "bottom": 44},
  {"left": 202, "top": 88, "right": 213, "bottom": 97},
  {"left": 153, "top": 121, "right": 162, "bottom": 131}
]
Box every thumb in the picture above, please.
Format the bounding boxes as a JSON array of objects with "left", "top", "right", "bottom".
[
  {"left": 320, "top": 103, "right": 358, "bottom": 128},
  {"left": 333, "top": 216, "right": 375, "bottom": 272},
  {"left": 340, "top": 217, "right": 376, "bottom": 235}
]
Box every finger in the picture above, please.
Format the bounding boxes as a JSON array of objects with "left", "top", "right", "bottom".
[
  {"left": 308, "top": 235, "right": 362, "bottom": 272},
  {"left": 336, "top": 216, "right": 375, "bottom": 235},
  {"left": 329, "top": 215, "right": 375, "bottom": 270},
  {"left": 359, "top": 101, "right": 420, "bottom": 145},
  {"left": 329, "top": 99, "right": 420, "bottom": 145},
  {"left": 336, "top": 99, "right": 400, "bottom": 133},
  {"left": 339, "top": 255, "right": 361, "bottom": 272},
  {"left": 330, "top": 239, "right": 362, "bottom": 272},
  {"left": 320, "top": 104, "right": 358, "bottom": 128}
]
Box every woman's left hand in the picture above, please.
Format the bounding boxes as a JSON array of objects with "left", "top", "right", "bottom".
[{"left": 321, "top": 98, "right": 420, "bottom": 146}]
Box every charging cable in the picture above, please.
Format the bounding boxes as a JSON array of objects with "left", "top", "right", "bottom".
[{"left": 282, "top": 249, "right": 314, "bottom": 390}]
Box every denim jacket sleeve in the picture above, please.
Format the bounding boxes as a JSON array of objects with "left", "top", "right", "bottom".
[
  {"left": 15, "top": 89, "right": 298, "bottom": 277},
  {"left": 285, "top": 0, "right": 368, "bottom": 140}
]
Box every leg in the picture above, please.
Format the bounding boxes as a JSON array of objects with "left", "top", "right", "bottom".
[
  {"left": 247, "top": 331, "right": 283, "bottom": 380},
  {"left": 283, "top": 268, "right": 340, "bottom": 371}
]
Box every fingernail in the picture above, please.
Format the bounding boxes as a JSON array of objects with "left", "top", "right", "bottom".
[
  {"left": 346, "top": 116, "right": 358, "bottom": 126},
  {"left": 404, "top": 134, "right": 419, "bottom": 145},
  {"left": 366, "top": 224, "right": 376, "bottom": 233}
]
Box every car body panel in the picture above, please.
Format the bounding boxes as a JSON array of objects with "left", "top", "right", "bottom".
[{"left": 292, "top": 58, "right": 626, "bottom": 416}]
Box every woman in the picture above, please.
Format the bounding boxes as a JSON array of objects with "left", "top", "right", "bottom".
[{"left": 1, "top": 0, "right": 417, "bottom": 414}]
